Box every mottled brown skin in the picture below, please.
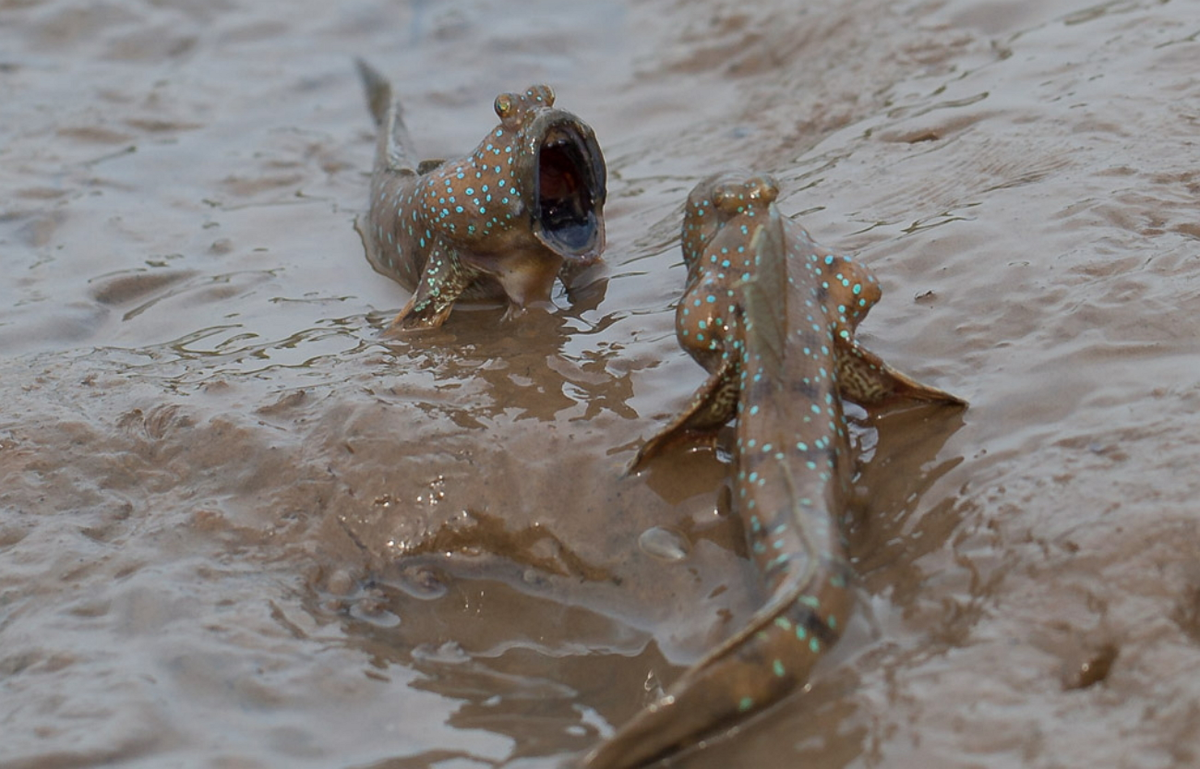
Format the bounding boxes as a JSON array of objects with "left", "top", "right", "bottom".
[
  {"left": 356, "top": 60, "right": 607, "bottom": 332},
  {"left": 582, "top": 173, "right": 965, "bottom": 769}
]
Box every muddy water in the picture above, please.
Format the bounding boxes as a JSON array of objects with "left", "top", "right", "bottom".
[{"left": 3, "top": 0, "right": 1200, "bottom": 766}]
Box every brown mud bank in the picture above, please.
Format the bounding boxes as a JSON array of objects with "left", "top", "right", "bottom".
[{"left": 3, "top": 0, "right": 1200, "bottom": 767}]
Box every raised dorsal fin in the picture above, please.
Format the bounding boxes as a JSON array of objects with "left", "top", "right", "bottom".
[{"left": 738, "top": 204, "right": 789, "bottom": 386}]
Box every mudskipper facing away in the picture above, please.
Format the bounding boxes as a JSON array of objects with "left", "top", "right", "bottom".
[
  {"left": 355, "top": 61, "right": 607, "bottom": 332},
  {"left": 582, "top": 173, "right": 966, "bottom": 769}
]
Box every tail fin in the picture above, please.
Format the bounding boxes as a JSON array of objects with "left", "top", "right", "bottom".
[
  {"left": 355, "top": 58, "right": 416, "bottom": 174},
  {"left": 581, "top": 552, "right": 848, "bottom": 769},
  {"left": 836, "top": 340, "right": 967, "bottom": 408},
  {"left": 355, "top": 58, "right": 391, "bottom": 127}
]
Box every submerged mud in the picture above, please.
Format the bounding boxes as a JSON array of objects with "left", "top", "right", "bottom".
[{"left": 3, "top": 0, "right": 1200, "bottom": 767}]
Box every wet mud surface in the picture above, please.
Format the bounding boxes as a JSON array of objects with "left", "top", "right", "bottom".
[{"left": 3, "top": 0, "right": 1200, "bottom": 767}]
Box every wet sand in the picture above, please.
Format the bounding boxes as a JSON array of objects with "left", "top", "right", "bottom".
[{"left": 3, "top": 0, "right": 1200, "bottom": 766}]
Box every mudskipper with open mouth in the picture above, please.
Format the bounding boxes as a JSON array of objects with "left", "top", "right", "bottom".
[{"left": 356, "top": 60, "right": 607, "bottom": 333}]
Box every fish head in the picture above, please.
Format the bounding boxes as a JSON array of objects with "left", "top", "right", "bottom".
[
  {"left": 681, "top": 172, "right": 779, "bottom": 275},
  {"left": 675, "top": 172, "right": 780, "bottom": 370},
  {"left": 489, "top": 85, "right": 607, "bottom": 264}
]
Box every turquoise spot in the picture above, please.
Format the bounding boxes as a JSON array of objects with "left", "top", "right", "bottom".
[
  {"left": 738, "top": 697, "right": 754, "bottom": 713},
  {"left": 773, "top": 659, "right": 786, "bottom": 678},
  {"left": 809, "top": 637, "right": 821, "bottom": 653}
]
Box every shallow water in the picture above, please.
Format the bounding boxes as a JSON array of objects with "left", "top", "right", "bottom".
[{"left": 4, "top": 0, "right": 1200, "bottom": 767}]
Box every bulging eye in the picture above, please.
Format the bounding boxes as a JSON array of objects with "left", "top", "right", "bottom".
[
  {"left": 494, "top": 94, "right": 513, "bottom": 118},
  {"left": 746, "top": 176, "right": 779, "bottom": 204},
  {"left": 713, "top": 184, "right": 742, "bottom": 213},
  {"left": 526, "top": 84, "right": 555, "bottom": 106}
]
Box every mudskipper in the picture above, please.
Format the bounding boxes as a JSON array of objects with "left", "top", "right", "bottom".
[
  {"left": 583, "top": 172, "right": 966, "bottom": 768},
  {"left": 356, "top": 61, "right": 606, "bottom": 332}
]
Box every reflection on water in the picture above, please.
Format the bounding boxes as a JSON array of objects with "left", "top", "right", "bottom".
[{"left": 5, "top": 0, "right": 1200, "bottom": 767}]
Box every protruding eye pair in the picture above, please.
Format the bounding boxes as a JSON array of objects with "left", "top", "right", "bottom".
[
  {"left": 494, "top": 85, "right": 556, "bottom": 121},
  {"left": 713, "top": 175, "right": 779, "bottom": 214}
]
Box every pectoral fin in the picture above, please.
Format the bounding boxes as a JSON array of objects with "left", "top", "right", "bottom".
[
  {"left": 630, "top": 364, "right": 738, "bottom": 472},
  {"left": 384, "top": 240, "right": 475, "bottom": 334},
  {"left": 836, "top": 339, "right": 966, "bottom": 407}
]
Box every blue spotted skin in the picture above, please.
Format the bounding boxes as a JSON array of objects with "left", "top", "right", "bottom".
[
  {"left": 356, "top": 60, "right": 606, "bottom": 332},
  {"left": 583, "top": 173, "right": 964, "bottom": 769}
]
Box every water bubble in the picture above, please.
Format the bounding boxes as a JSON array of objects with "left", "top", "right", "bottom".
[
  {"left": 348, "top": 600, "right": 401, "bottom": 628},
  {"left": 638, "top": 526, "right": 690, "bottom": 562},
  {"left": 396, "top": 565, "right": 448, "bottom": 600}
]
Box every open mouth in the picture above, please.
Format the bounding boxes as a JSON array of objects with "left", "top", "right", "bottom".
[{"left": 533, "top": 123, "right": 605, "bottom": 258}]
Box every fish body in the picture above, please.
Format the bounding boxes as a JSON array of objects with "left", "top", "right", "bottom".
[
  {"left": 583, "top": 173, "right": 964, "bottom": 768},
  {"left": 356, "top": 60, "right": 607, "bottom": 332}
]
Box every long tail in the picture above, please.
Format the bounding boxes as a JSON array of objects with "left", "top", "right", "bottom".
[
  {"left": 354, "top": 58, "right": 416, "bottom": 174},
  {"left": 583, "top": 211, "right": 851, "bottom": 769},
  {"left": 580, "top": 566, "right": 849, "bottom": 769}
]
